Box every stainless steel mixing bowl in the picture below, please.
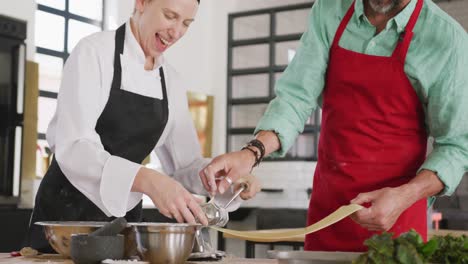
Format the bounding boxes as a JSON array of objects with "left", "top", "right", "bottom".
[
  {"left": 36, "top": 221, "right": 200, "bottom": 263},
  {"left": 35, "top": 221, "right": 106, "bottom": 257},
  {"left": 128, "top": 223, "right": 200, "bottom": 264}
]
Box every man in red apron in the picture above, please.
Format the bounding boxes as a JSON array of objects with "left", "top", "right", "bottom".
[
  {"left": 201, "top": 0, "right": 467, "bottom": 251},
  {"left": 305, "top": 0, "right": 429, "bottom": 251}
]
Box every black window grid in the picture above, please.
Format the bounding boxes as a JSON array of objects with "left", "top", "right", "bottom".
[
  {"left": 226, "top": 2, "right": 321, "bottom": 162},
  {"left": 36, "top": 0, "right": 105, "bottom": 141}
]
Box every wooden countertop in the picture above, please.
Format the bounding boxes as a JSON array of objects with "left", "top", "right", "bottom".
[
  {"left": 0, "top": 254, "right": 277, "bottom": 264},
  {"left": 428, "top": 229, "right": 468, "bottom": 239},
  {"left": 2, "top": 230, "right": 466, "bottom": 263}
]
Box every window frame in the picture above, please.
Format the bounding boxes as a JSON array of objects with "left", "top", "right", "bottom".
[
  {"left": 226, "top": 2, "right": 319, "bottom": 162},
  {"left": 36, "top": 0, "right": 105, "bottom": 141}
]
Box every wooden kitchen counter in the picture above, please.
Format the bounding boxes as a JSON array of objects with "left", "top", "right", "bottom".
[{"left": 0, "top": 253, "right": 277, "bottom": 264}]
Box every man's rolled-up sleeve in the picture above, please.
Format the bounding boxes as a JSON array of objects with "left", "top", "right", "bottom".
[
  {"left": 420, "top": 34, "right": 468, "bottom": 196},
  {"left": 254, "top": 0, "right": 329, "bottom": 157}
]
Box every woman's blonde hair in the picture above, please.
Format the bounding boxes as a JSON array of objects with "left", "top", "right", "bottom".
[{"left": 133, "top": 0, "right": 200, "bottom": 14}]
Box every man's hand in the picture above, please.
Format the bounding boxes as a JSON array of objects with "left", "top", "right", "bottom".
[
  {"left": 200, "top": 131, "right": 281, "bottom": 196},
  {"left": 350, "top": 170, "right": 444, "bottom": 231},
  {"left": 199, "top": 150, "right": 256, "bottom": 195},
  {"left": 349, "top": 186, "right": 414, "bottom": 231},
  {"left": 236, "top": 174, "right": 262, "bottom": 200},
  {"left": 133, "top": 167, "right": 209, "bottom": 225}
]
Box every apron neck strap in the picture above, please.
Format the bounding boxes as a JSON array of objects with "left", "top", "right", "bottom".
[
  {"left": 392, "top": 0, "right": 424, "bottom": 62},
  {"left": 111, "top": 23, "right": 126, "bottom": 91},
  {"left": 159, "top": 67, "right": 168, "bottom": 101},
  {"left": 331, "top": 1, "right": 356, "bottom": 49},
  {"left": 110, "top": 23, "right": 168, "bottom": 101}
]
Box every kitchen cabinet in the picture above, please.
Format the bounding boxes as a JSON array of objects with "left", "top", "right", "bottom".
[
  {"left": 226, "top": 3, "right": 319, "bottom": 161},
  {"left": 0, "top": 208, "right": 31, "bottom": 252}
]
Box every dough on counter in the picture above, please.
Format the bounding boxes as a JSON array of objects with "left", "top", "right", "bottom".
[{"left": 19, "top": 247, "right": 39, "bottom": 257}]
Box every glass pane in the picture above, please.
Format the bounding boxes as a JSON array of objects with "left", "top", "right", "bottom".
[
  {"left": 275, "top": 41, "right": 300, "bottom": 66},
  {"left": 233, "top": 14, "right": 270, "bottom": 40},
  {"left": 38, "top": 97, "right": 57, "bottom": 134},
  {"left": 68, "top": 19, "right": 101, "bottom": 52},
  {"left": 276, "top": 8, "right": 310, "bottom": 36},
  {"left": 35, "top": 54, "right": 63, "bottom": 93},
  {"left": 287, "top": 134, "right": 315, "bottom": 158},
  {"left": 36, "top": 139, "right": 51, "bottom": 177},
  {"left": 35, "top": 10, "right": 65, "bottom": 51},
  {"left": 69, "top": 0, "right": 103, "bottom": 21},
  {"left": 232, "top": 74, "right": 269, "bottom": 99},
  {"left": 37, "top": 0, "right": 65, "bottom": 10},
  {"left": 233, "top": 44, "right": 269, "bottom": 69},
  {"left": 229, "top": 135, "right": 252, "bottom": 152},
  {"left": 231, "top": 104, "right": 268, "bottom": 128}
]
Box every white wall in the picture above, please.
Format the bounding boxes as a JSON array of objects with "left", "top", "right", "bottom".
[{"left": 0, "top": 0, "right": 36, "bottom": 60}]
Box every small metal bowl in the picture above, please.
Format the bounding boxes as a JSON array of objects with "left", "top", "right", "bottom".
[
  {"left": 128, "top": 223, "right": 200, "bottom": 264},
  {"left": 35, "top": 221, "right": 106, "bottom": 258}
]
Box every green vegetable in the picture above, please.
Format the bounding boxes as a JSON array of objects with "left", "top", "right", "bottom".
[
  {"left": 395, "top": 238, "right": 423, "bottom": 264},
  {"left": 352, "top": 230, "right": 468, "bottom": 264},
  {"left": 420, "top": 239, "right": 437, "bottom": 259},
  {"left": 429, "top": 234, "right": 468, "bottom": 264},
  {"left": 364, "top": 232, "right": 394, "bottom": 257}
]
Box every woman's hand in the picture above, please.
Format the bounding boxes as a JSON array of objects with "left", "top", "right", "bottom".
[{"left": 133, "top": 167, "right": 208, "bottom": 225}]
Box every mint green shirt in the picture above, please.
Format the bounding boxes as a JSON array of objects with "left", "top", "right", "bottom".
[{"left": 255, "top": 0, "right": 468, "bottom": 195}]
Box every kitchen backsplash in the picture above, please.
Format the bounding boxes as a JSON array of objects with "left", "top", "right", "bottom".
[{"left": 241, "top": 161, "right": 316, "bottom": 209}]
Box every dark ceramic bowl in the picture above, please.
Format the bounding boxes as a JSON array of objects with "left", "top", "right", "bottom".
[{"left": 70, "top": 234, "right": 124, "bottom": 264}]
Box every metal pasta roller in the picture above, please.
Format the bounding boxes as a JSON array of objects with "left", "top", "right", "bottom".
[
  {"left": 201, "top": 181, "right": 249, "bottom": 227},
  {"left": 189, "top": 181, "right": 249, "bottom": 260}
]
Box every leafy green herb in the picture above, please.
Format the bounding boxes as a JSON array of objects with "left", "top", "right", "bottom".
[
  {"left": 353, "top": 230, "right": 468, "bottom": 264},
  {"left": 429, "top": 234, "right": 468, "bottom": 264},
  {"left": 395, "top": 238, "right": 423, "bottom": 264},
  {"left": 364, "top": 232, "right": 394, "bottom": 257},
  {"left": 420, "top": 239, "right": 437, "bottom": 259}
]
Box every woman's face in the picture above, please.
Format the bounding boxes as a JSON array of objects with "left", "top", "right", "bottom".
[{"left": 133, "top": 0, "right": 198, "bottom": 58}]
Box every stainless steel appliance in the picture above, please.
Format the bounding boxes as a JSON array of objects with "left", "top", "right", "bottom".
[{"left": 0, "top": 14, "right": 26, "bottom": 206}]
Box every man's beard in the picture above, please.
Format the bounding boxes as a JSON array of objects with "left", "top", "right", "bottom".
[{"left": 368, "top": 0, "right": 402, "bottom": 14}]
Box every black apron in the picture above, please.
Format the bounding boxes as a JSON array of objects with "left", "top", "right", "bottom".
[{"left": 26, "top": 23, "right": 169, "bottom": 252}]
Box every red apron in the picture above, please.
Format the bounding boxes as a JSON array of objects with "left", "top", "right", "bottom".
[{"left": 305, "top": 0, "right": 427, "bottom": 252}]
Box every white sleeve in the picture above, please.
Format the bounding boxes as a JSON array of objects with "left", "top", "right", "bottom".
[
  {"left": 154, "top": 76, "right": 242, "bottom": 211},
  {"left": 49, "top": 38, "right": 142, "bottom": 217}
]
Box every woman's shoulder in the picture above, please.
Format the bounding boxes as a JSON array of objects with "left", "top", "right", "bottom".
[
  {"left": 69, "top": 30, "right": 116, "bottom": 57},
  {"left": 162, "top": 61, "right": 184, "bottom": 87},
  {"left": 162, "top": 60, "right": 179, "bottom": 77},
  {"left": 161, "top": 60, "right": 191, "bottom": 102}
]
